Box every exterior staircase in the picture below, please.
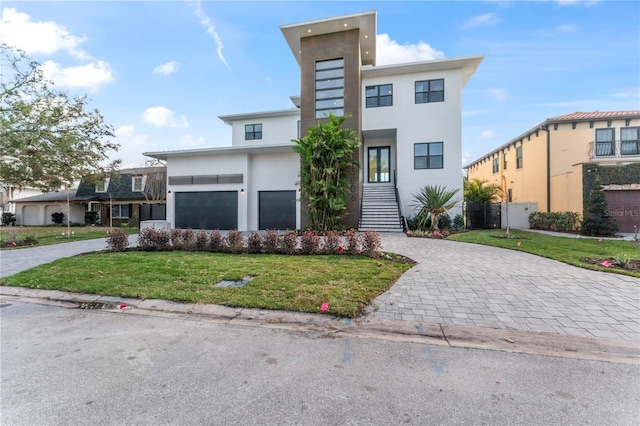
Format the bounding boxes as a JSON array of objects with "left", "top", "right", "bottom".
[{"left": 358, "top": 184, "right": 404, "bottom": 232}]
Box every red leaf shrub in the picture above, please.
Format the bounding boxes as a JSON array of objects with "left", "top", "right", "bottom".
[
  {"left": 263, "top": 229, "right": 279, "bottom": 254},
  {"left": 324, "top": 230, "right": 342, "bottom": 254},
  {"left": 208, "top": 230, "right": 224, "bottom": 252},
  {"left": 106, "top": 229, "right": 129, "bottom": 252},
  {"left": 300, "top": 229, "right": 321, "bottom": 254},
  {"left": 247, "top": 232, "right": 263, "bottom": 253},
  {"left": 279, "top": 232, "right": 297, "bottom": 255},
  {"left": 226, "top": 230, "right": 245, "bottom": 254},
  {"left": 362, "top": 230, "right": 381, "bottom": 255}
]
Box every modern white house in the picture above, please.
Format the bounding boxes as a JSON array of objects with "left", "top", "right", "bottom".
[{"left": 145, "top": 11, "right": 483, "bottom": 231}]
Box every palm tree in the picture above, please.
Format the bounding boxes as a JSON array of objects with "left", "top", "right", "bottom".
[
  {"left": 463, "top": 178, "right": 501, "bottom": 203},
  {"left": 412, "top": 185, "right": 461, "bottom": 231}
]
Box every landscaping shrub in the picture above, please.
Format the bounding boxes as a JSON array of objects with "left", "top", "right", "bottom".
[
  {"left": 529, "top": 211, "right": 580, "bottom": 232},
  {"left": 344, "top": 229, "right": 360, "bottom": 255},
  {"left": 453, "top": 214, "right": 464, "bottom": 230},
  {"left": 208, "top": 230, "right": 225, "bottom": 253},
  {"left": 362, "top": 230, "right": 381, "bottom": 256},
  {"left": 170, "top": 229, "right": 183, "bottom": 250},
  {"left": 51, "top": 212, "right": 65, "bottom": 225},
  {"left": 181, "top": 228, "right": 197, "bottom": 251},
  {"left": 84, "top": 211, "right": 98, "bottom": 225},
  {"left": 138, "top": 228, "right": 171, "bottom": 251},
  {"left": 195, "top": 230, "right": 209, "bottom": 251},
  {"left": 300, "top": 229, "right": 321, "bottom": 254},
  {"left": 247, "top": 232, "right": 263, "bottom": 253},
  {"left": 226, "top": 230, "right": 244, "bottom": 253},
  {"left": 437, "top": 213, "right": 452, "bottom": 230},
  {"left": 2, "top": 212, "right": 16, "bottom": 226},
  {"left": 324, "top": 230, "right": 342, "bottom": 254},
  {"left": 279, "top": 232, "right": 297, "bottom": 255},
  {"left": 106, "top": 229, "right": 129, "bottom": 252},
  {"left": 263, "top": 229, "right": 279, "bottom": 254},
  {"left": 581, "top": 176, "right": 618, "bottom": 237}
]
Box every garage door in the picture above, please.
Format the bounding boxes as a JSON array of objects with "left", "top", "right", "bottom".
[
  {"left": 259, "top": 191, "right": 296, "bottom": 230},
  {"left": 22, "top": 206, "right": 39, "bottom": 226},
  {"left": 175, "top": 191, "right": 238, "bottom": 230}
]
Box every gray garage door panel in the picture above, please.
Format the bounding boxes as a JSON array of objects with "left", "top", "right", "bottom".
[
  {"left": 259, "top": 191, "right": 296, "bottom": 230},
  {"left": 175, "top": 191, "right": 238, "bottom": 230}
]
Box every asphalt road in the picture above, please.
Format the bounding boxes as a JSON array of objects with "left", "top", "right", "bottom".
[{"left": 2, "top": 300, "right": 639, "bottom": 426}]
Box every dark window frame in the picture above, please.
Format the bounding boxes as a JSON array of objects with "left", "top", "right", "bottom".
[
  {"left": 415, "top": 79, "right": 444, "bottom": 104},
  {"left": 595, "top": 128, "right": 615, "bottom": 156},
  {"left": 366, "top": 84, "right": 393, "bottom": 108},
  {"left": 414, "top": 142, "right": 444, "bottom": 170},
  {"left": 492, "top": 157, "right": 499, "bottom": 174},
  {"left": 315, "top": 58, "right": 344, "bottom": 119},
  {"left": 620, "top": 127, "right": 639, "bottom": 156},
  {"left": 516, "top": 146, "right": 523, "bottom": 169},
  {"left": 112, "top": 203, "right": 130, "bottom": 219},
  {"left": 245, "top": 123, "right": 262, "bottom": 140},
  {"left": 503, "top": 153, "right": 508, "bottom": 170}
]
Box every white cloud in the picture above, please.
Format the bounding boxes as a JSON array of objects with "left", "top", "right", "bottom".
[
  {"left": 376, "top": 34, "right": 444, "bottom": 65},
  {"left": 115, "top": 125, "right": 148, "bottom": 147},
  {"left": 179, "top": 134, "right": 206, "bottom": 147},
  {"left": 142, "top": 106, "right": 189, "bottom": 128},
  {"left": 610, "top": 87, "right": 640, "bottom": 99},
  {"left": 153, "top": 61, "right": 180, "bottom": 75},
  {"left": 481, "top": 130, "right": 499, "bottom": 139},
  {"left": 461, "top": 13, "right": 500, "bottom": 30},
  {"left": 462, "top": 151, "right": 476, "bottom": 167},
  {"left": 557, "top": 24, "right": 578, "bottom": 33},
  {"left": 557, "top": 0, "right": 599, "bottom": 7},
  {"left": 40, "top": 60, "right": 114, "bottom": 93},
  {"left": 191, "top": 1, "right": 230, "bottom": 69},
  {"left": 488, "top": 88, "right": 509, "bottom": 101},
  {"left": 0, "top": 7, "right": 89, "bottom": 59}
]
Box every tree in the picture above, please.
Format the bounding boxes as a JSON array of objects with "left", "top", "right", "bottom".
[
  {"left": 1, "top": 44, "right": 120, "bottom": 204},
  {"left": 412, "top": 185, "right": 461, "bottom": 231},
  {"left": 292, "top": 114, "right": 360, "bottom": 231},
  {"left": 581, "top": 176, "right": 618, "bottom": 237},
  {"left": 464, "top": 178, "right": 501, "bottom": 203},
  {"left": 141, "top": 160, "right": 167, "bottom": 204}
]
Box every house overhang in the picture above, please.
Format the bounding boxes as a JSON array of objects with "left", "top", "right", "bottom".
[
  {"left": 144, "top": 144, "right": 297, "bottom": 161},
  {"left": 280, "top": 10, "right": 377, "bottom": 67},
  {"left": 218, "top": 108, "right": 300, "bottom": 125}
]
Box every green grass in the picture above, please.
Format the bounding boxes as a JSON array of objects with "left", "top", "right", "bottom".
[
  {"left": 0, "top": 251, "right": 412, "bottom": 317},
  {"left": 448, "top": 230, "right": 640, "bottom": 278},
  {"left": 0, "top": 226, "right": 139, "bottom": 249}
]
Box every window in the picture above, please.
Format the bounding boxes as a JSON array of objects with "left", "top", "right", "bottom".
[
  {"left": 112, "top": 204, "right": 130, "bottom": 219},
  {"left": 595, "top": 128, "right": 615, "bottom": 156},
  {"left": 132, "top": 176, "right": 145, "bottom": 192},
  {"left": 414, "top": 142, "right": 443, "bottom": 169},
  {"left": 245, "top": 124, "right": 262, "bottom": 140},
  {"left": 492, "top": 157, "right": 499, "bottom": 174},
  {"left": 95, "top": 178, "right": 110, "bottom": 193},
  {"left": 516, "top": 146, "right": 523, "bottom": 169},
  {"left": 415, "top": 79, "right": 444, "bottom": 104},
  {"left": 503, "top": 153, "right": 508, "bottom": 170},
  {"left": 507, "top": 189, "right": 513, "bottom": 203},
  {"left": 366, "top": 84, "right": 392, "bottom": 108},
  {"left": 621, "top": 127, "right": 639, "bottom": 156},
  {"left": 315, "top": 59, "right": 344, "bottom": 119}
]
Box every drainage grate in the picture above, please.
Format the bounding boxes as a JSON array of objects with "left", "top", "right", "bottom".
[
  {"left": 77, "top": 302, "right": 116, "bottom": 310},
  {"left": 213, "top": 275, "right": 255, "bottom": 288}
]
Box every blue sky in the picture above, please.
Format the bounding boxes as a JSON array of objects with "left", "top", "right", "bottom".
[{"left": 2, "top": 1, "right": 639, "bottom": 169}]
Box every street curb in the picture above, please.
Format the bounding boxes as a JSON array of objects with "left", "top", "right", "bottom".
[{"left": 2, "top": 286, "right": 639, "bottom": 364}]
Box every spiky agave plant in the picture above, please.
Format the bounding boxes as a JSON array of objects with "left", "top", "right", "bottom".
[{"left": 411, "top": 185, "right": 461, "bottom": 231}]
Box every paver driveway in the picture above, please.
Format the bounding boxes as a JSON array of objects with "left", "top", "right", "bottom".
[{"left": 367, "top": 234, "right": 639, "bottom": 341}]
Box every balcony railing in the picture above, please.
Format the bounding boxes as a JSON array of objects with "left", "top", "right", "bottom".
[{"left": 590, "top": 140, "right": 640, "bottom": 158}]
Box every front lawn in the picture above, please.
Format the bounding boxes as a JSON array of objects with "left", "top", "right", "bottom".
[
  {"left": 0, "top": 226, "right": 139, "bottom": 249},
  {"left": 447, "top": 230, "right": 640, "bottom": 278},
  {"left": 0, "top": 251, "right": 412, "bottom": 317}
]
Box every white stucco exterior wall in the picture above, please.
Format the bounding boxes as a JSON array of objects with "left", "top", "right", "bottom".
[
  {"left": 362, "top": 68, "right": 465, "bottom": 219},
  {"left": 229, "top": 113, "right": 300, "bottom": 147}
]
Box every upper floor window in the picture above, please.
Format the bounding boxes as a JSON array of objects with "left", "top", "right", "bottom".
[
  {"left": 315, "top": 58, "right": 344, "bottom": 119},
  {"left": 516, "top": 146, "right": 523, "bottom": 169},
  {"left": 595, "top": 128, "right": 614, "bottom": 156},
  {"left": 414, "top": 142, "right": 443, "bottom": 169},
  {"left": 503, "top": 153, "right": 508, "bottom": 170},
  {"left": 245, "top": 124, "right": 262, "bottom": 140},
  {"left": 415, "top": 79, "right": 444, "bottom": 104},
  {"left": 95, "top": 178, "right": 110, "bottom": 193},
  {"left": 492, "top": 157, "right": 499, "bottom": 173},
  {"left": 621, "top": 127, "right": 639, "bottom": 156},
  {"left": 132, "top": 176, "right": 145, "bottom": 192},
  {"left": 366, "top": 84, "right": 393, "bottom": 108}
]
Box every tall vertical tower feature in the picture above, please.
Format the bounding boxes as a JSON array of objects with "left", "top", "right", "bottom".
[{"left": 281, "top": 12, "right": 377, "bottom": 228}]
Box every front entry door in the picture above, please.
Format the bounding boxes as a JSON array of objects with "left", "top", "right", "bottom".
[{"left": 368, "top": 147, "right": 390, "bottom": 183}]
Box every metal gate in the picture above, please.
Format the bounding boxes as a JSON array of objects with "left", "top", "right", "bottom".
[{"left": 466, "top": 202, "right": 501, "bottom": 229}]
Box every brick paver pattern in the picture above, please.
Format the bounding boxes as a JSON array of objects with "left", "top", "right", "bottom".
[{"left": 368, "top": 234, "right": 639, "bottom": 341}]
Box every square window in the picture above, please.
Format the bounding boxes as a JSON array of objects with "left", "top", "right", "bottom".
[
  {"left": 414, "top": 142, "right": 444, "bottom": 169},
  {"left": 416, "top": 79, "right": 444, "bottom": 104},
  {"left": 245, "top": 123, "right": 262, "bottom": 140}
]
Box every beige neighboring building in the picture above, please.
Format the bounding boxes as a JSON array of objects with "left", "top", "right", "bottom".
[{"left": 465, "top": 111, "right": 640, "bottom": 232}]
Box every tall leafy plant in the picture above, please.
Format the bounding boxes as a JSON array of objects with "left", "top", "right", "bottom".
[
  {"left": 412, "top": 185, "right": 461, "bottom": 231},
  {"left": 293, "top": 114, "right": 360, "bottom": 231},
  {"left": 464, "top": 178, "right": 501, "bottom": 203}
]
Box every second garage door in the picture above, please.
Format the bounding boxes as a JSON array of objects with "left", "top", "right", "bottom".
[
  {"left": 175, "top": 191, "right": 238, "bottom": 230},
  {"left": 259, "top": 190, "right": 296, "bottom": 230}
]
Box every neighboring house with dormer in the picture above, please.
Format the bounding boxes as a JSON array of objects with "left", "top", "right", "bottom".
[
  {"left": 465, "top": 111, "right": 640, "bottom": 232},
  {"left": 13, "top": 167, "right": 166, "bottom": 226},
  {"left": 145, "top": 11, "right": 483, "bottom": 232}
]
